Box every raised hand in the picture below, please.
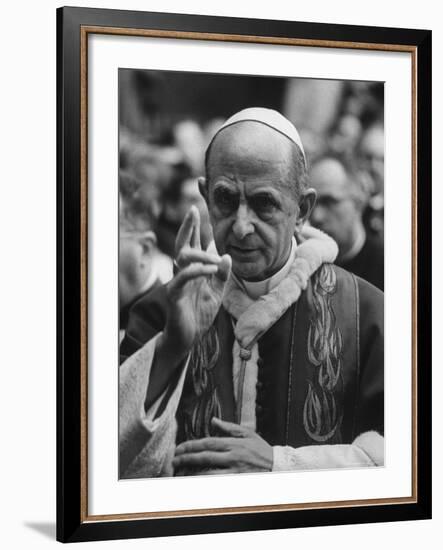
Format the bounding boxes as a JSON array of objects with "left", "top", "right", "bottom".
[
  {"left": 164, "top": 206, "right": 231, "bottom": 357},
  {"left": 145, "top": 207, "right": 231, "bottom": 408}
]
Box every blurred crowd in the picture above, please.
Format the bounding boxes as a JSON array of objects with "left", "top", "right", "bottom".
[{"left": 119, "top": 73, "right": 384, "bottom": 334}]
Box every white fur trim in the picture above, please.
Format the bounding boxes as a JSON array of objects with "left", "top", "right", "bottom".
[{"left": 223, "top": 226, "right": 338, "bottom": 350}]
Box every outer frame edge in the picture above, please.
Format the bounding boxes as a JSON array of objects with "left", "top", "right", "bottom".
[{"left": 56, "top": 6, "right": 432, "bottom": 543}]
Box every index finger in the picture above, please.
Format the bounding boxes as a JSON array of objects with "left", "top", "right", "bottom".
[
  {"left": 174, "top": 206, "right": 198, "bottom": 257},
  {"left": 190, "top": 205, "right": 201, "bottom": 250}
]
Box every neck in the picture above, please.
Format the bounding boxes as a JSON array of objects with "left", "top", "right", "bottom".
[
  {"left": 245, "top": 243, "right": 293, "bottom": 283},
  {"left": 235, "top": 237, "right": 297, "bottom": 299}
]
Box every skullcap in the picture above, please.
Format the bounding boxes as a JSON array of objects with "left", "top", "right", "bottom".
[{"left": 208, "top": 107, "right": 306, "bottom": 166}]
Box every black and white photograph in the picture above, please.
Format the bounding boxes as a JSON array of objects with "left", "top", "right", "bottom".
[
  {"left": 52, "top": 4, "right": 431, "bottom": 544},
  {"left": 118, "top": 69, "right": 385, "bottom": 480},
  {"left": 0, "top": 0, "right": 436, "bottom": 546}
]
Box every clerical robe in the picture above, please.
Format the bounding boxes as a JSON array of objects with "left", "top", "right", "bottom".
[{"left": 119, "top": 253, "right": 383, "bottom": 479}]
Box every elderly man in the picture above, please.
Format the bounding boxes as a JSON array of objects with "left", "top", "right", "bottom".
[
  {"left": 119, "top": 108, "right": 384, "bottom": 479},
  {"left": 310, "top": 155, "right": 384, "bottom": 291}
]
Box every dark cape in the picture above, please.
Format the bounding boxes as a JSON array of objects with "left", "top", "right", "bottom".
[
  {"left": 120, "top": 264, "right": 384, "bottom": 452},
  {"left": 338, "top": 232, "right": 384, "bottom": 291},
  {"left": 119, "top": 278, "right": 162, "bottom": 331}
]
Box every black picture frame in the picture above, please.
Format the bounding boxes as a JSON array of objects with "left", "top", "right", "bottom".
[{"left": 57, "top": 6, "right": 432, "bottom": 543}]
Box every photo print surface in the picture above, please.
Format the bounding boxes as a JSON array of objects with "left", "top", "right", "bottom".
[{"left": 118, "top": 69, "right": 384, "bottom": 480}]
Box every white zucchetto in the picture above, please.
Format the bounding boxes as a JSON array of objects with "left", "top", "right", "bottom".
[{"left": 208, "top": 107, "right": 306, "bottom": 166}]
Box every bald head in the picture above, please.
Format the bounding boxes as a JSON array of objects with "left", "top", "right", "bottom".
[
  {"left": 205, "top": 120, "right": 307, "bottom": 201},
  {"left": 310, "top": 158, "right": 348, "bottom": 194},
  {"left": 310, "top": 156, "right": 365, "bottom": 255},
  {"left": 310, "top": 156, "right": 365, "bottom": 207},
  {"left": 198, "top": 119, "right": 316, "bottom": 281}
]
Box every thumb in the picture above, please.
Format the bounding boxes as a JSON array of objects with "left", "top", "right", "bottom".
[{"left": 211, "top": 417, "right": 247, "bottom": 437}]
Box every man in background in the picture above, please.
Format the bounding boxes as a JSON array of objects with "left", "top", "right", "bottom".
[
  {"left": 358, "top": 123, "right": 385, "bottom": 237},
  {"left": 119, "top": 171, "right": 172, "bottom": 338},
  {"left": 310, "top": 154, "right": 384, "bottom": 291},
  {"left": 358, "top": 123, "right": 384, "bottom": 197}
]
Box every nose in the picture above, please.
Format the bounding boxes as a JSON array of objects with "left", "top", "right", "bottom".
[{"left": 232, "top": 203, "right": 254, "bottom": 240}]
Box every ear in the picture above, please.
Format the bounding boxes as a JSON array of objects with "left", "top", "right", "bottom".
[
  {"left": 138, "top": 231, "right": 156, "bottom": 257},
  {"left": 198, "top": 177, "right": 209, "bottom": 204},
  {"left": 296, "top": 188, "right": 317, "bottom": 230}
]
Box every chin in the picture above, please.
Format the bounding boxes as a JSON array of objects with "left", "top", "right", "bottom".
[{"left": 232, "top": 261, "right": 265, "bottom": 281}]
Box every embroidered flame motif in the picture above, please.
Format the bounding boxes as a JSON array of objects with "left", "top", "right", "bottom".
[
  {"left": 184, "top": 325, "right": 221, "bottom": 440},
  {"left": 304, "top": 264, "right": 343, "bottom": 442}
]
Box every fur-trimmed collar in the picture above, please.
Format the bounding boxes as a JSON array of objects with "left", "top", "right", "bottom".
[{"left": 222, "top": 226, "right": 338, "bottom": 351}]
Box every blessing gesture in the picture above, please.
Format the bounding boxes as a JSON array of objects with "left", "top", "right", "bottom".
[
  {"left": 165, "top": 205, "right": 232, "bottom": 356},
  {"left": 146, "top": 206, "right": 231, "bottom": 407}
]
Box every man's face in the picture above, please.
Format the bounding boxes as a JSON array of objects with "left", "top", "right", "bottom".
[
  {"left": 201, "top": 122, "right": 301, "bottom": 281},
  {"left": 310, "top": 158, "right": 360, "bottom": 250},
  {"left": 119, "top": 198, "right": 155, "bottom": 308},
  {"left": 359, "top": 125, "right": 384, "bottom": 194}
]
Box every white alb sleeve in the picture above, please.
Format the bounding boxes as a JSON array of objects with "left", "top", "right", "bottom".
[
  {"left": 119, "top": 333, "right": 190, "bottom": 478},
  {"left": 272, "top": 431, "right": 384, "bottom": 472}
]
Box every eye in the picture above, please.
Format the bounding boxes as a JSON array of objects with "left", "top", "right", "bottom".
[
  {"left": 317, "top": 196, "right": 341, "bottom": 208},
  {"left": 213, "top": 188, "right": 239, "bottom": 213},
  {"left": 250, "top": 194, "right": 279, "bottom": 216}
]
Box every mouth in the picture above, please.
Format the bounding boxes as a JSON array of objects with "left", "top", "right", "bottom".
[{"left": 228, "top": 245, "right": 260, "bottom": 258}]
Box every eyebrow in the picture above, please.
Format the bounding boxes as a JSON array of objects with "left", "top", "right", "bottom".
[
  {"left": 247, "top": 188, "right": 282, "bottom": 203},
  {"left": 212, "top": 181, "right": 239, "bottom": 192},
  {"left": 213, "top": 181, "right": 283, "bottom": 195},
  {"left": 211, "top": 181, "right": 286, "bottom": 208}
]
